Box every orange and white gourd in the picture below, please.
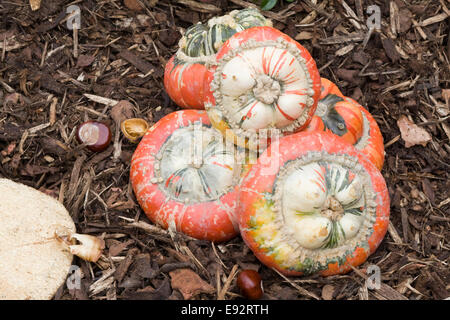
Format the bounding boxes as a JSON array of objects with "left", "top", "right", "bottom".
[
  {"left": 305, "top": 78, "right": 364, "bottom": 145},
  {"left": 306, "top": 78, "right": 385, "bottom": 170},
  {"left": 238, "top": 131, "right": 390, "bottom": 276},
  {"left": 130, "top": 110, "right": 248, "bottom": 242},
  {"left": 204, "top": 26, "right": 321, "bottom": 150},
  {"left": 164, "top": 9, "right": 272, "bottom": 109}
]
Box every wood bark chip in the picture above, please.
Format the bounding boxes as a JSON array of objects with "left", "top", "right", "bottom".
[
  {"left": 421, "top": 178, "right": 435, "bottom": 206},
  {"left": 39, "top": 73, "right": 65, "bottom": 95},
  {"left": 29, "top": 0, "right": 42, "bottom": 11},
  {"left": 66, "top": 153, "right": 87, "bottom": 205},
  {"left": 122, "top": 278, "right": 172, "bottom": 300},
  {"left": 177, "top": 0, "right": 221, "bottom": 14},
  {"left": 397, "top": 8, "right": 413, "bottom": 33},
  {"left": 134, "top": 253, "right": 158, "bottom": 278},
  {"left": 400, "top": 208, "right": 410, "bottom": 243},
  {"left": 118, "top": 50, "right": 157, "bottom": 75},
  {"left": 349, "top": 265, "right": 408, "bottom": 300},
  {"left": 35, "top": 10, "right": 66, "bottom": 33},
  {"left": 336, "top": 68, "right": 362, "bottom": 85},
  {"left": 108, "top": 239, "right": 135, "bottom": 257},
  {"left": 20, "top": 163, "right": 59, "bottom": 176},
  {"left": 114, "top": 248, "right": 140, "bottom": 282},
  {"left": 382, "top": 38, "right": 401, "bottom": 62}
]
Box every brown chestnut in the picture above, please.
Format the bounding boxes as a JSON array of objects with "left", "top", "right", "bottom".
[
  {"left": 76, "top": 121, "right": 112, "bottom": 152},
  {"left": 236, "top": 269, "right": 263, "bottom": 300}
]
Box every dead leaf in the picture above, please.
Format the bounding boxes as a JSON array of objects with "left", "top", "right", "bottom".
[
  {"left": 397, "top": 115, "right": 432, "bottom": 148},
  {"left": 4, "top": 93, "right": 24, "bottom": 106},
  {"left": 321, "top": 284, "right": 335, "bottom": 300},
  {"left": 169, "top": 268, "right": 215, "bottom": 300},
  {"left": 110, "top": 100, "right": 135, "bottom": 124},
  {"left": 124, "top": 0, "right": 146, "bottom": 11},
  {"left": 76, "top": 55, "right": 96, "bottom": 68}
]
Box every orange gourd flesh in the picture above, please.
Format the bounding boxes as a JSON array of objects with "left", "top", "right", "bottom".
[
  {"left": 350, "top": 98, "right": 385, "bottom": 171},
  {"left": 305, "top": 78, "right": 364, "bottom": 145},
  {"left": 130, "top": 110, "right": 247, "bottom": 242},
  {"left": 164, "top": 56, "right": 209, "bottom": 109},
  {"left": 238, "top": 131, "right": 390, "bottom": 276}
]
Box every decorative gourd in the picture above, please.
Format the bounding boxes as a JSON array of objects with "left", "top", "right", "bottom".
[
  {"left": 204, "top": 26, "right": 321, "bottom": 150},
  {"left": 305, "top": 78, "right": 385, "bottom": 170},
  {"left": 305, "top": 78, "right": 364, "bottom": 145},
  {"left": 130, "top": 110, "right": 250, "bottom": 242},
  {"left": 164, "top": 9, "right": 272, "bottom": 110},
  {"left": 238, "top": 131, "right": 390, "bottom": 276}
]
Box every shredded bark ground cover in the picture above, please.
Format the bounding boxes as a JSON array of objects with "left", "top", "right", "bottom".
[{"left": 0, "top": 0, "right": 448, "bottom": 300}]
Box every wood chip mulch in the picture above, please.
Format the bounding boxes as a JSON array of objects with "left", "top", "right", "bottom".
[{"left": 0, "top": 0, "right": 448, "bottom": 300}]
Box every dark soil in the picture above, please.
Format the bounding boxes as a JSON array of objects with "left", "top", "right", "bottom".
[{"left": 0, "top": 0, "right": 448, "bottom": 300}]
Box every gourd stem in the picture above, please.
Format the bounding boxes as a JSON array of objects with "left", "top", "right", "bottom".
[
  {"left": 252, "top": 74, "right": 281, "bottom": 105},
  {"left": 321, "top": 196, "right": 344, "bottom": 221}
]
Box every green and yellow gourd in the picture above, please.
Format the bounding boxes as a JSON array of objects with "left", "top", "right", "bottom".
[{"left": 164, "top": 9, "right": 272, "bottom": 109}]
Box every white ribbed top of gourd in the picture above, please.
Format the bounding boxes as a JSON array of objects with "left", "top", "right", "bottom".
[
  {"left": 281, "top": 162, "right": 365, "bottom": 249},
  {"left": 207, "top": 38, "right": 316, "bottom": 139},
  {"left": 154, "top": 124, "right": 241, "bottom": 204}
]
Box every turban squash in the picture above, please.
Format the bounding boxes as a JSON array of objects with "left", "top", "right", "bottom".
[
  {"left": 130, "top": 110, "right": 252, "bottom": 242},
  {"left": 306, "top": 78, "right": 385, "bottom": 170},
  {"left": 164, "top": 9, "right": 272, "bottom": 110},
  {"left": 204, "top": 26, "right": 321, "bottom": 150},
  {"left": 238, "top": 131, "right": 390, "bottom": 276}
]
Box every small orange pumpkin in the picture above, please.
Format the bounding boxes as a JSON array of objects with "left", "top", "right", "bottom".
[
  {"left": 305, "top": 78, "right": 385, "bottom": 170},
  {"left": 203, "top": 26, "right": 321, "bottom": 150},
  {"left": 238, "top": 131, "right": 390, "bottom": 276},
  {"left": 164, "top": 9, "right": 272, "bottom": 110},
  {"left": 305, "top": 78, "right": 364, "bottom": 145},
  {"left": 130, "top": 110, "right": 251, "bottom": 242}
]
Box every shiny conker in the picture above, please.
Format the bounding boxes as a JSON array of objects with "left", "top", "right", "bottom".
[
  {"left": 236, "top": 269, "right": 263, "bottom": 300},
  {"left": 76, "top": 121, "right": 111, "bottom": 152}
]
